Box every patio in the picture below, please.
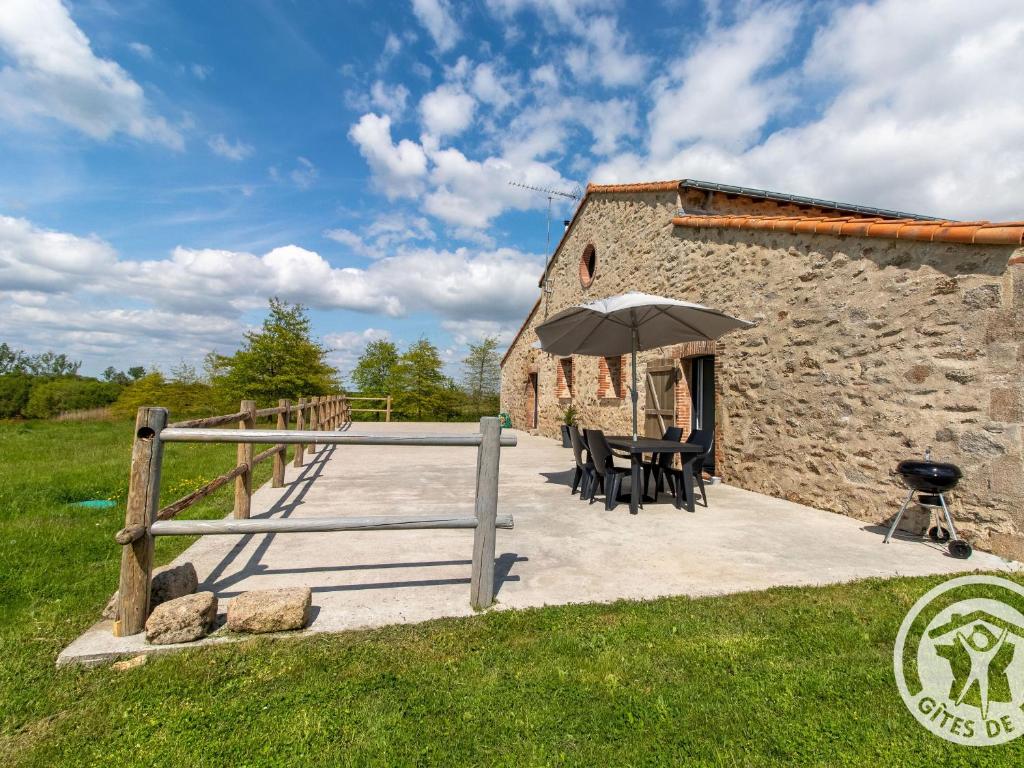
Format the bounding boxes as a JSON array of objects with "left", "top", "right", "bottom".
[{"left": 60, "top": 422, "right": 1018, "bottom": 665}]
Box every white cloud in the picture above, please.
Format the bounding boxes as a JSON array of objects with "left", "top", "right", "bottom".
[
  {"left": 441, "top": 318, "right": 517, "bottom": 346},
  {"left": 647, "top": 3, "right": 797, "bottom": 156},
  {"left": 565, "top": 16, "right": 650, "bottom": 88},
  {"left": 419, "top": 84, "right": 475, "bottom": 137},
  {"left": 128, "top": 42, "right": 153, "bottom": 60},
  {"left": 0, "top": 0, "right": 183, "bottom": 148},
  {"left": 370, "top": 80, "right": 410, "bottom": 119},
  {"left": 0, "top": 214, "right": 542, "bottom": 371},
  {"left": 348, "top": 113, "right": 429, "bottom": 198},
  {"left": 588, "top": 97, "right": 638, "bottom": 155},
  {"left": 593, "top": 0, "right": 1024, "bottom": 220},
  {"left": 324, "top": 327, "right": 391, "bottom": 380},
  {"left": 290, "top": 156, "right": 318, "bottom": 188},
  {"left": 425, "top": 146, "right": 574, "bottom": 228},
  {"left": 190, "top": 63, "right": 212, "bottom": 80},
  {"left": 484, "top": 0, "right": 614, "bottom": 27},
  {"left": 325, "top": 215, "right": 435, "bottom": 259},
  {"left": 0, "top": 215, "right": 117, "bottom": 292},
  {"left": 208, "top": 133, "right": 254, "bottom": 161},
  {"left": 411, "top": 0, "right": 460, "bottom": 52},
  {"left": 471, "top": 63, "right": 517, "bottom": 110}
]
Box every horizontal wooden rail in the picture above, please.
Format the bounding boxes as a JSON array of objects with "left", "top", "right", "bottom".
[
  {"left": 159, "top": 428, "right": 518, "bottom": 447},
  {"left": 252, "top": 444, "right": 283, "bottom": 466},
  {"left": 149, "top": 513, "right": 514, "bottom": 536},
  {"left": 167, "top": 410, "right": 247, "bottom": 429},
  {"left": 156, "top": 463, "right": 248, "bottom": 521}
]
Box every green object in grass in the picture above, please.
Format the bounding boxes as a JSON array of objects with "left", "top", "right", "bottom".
[{"left": 72, "top": 499, "right": 116, "bottom": 509}]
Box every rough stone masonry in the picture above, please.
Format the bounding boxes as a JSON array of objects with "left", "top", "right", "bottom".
[{"left": 500, "top": 183, "right": 1024, "bottom": 560}]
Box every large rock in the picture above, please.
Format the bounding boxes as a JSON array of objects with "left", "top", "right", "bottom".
[
  {"left": 145, "top": 591, "right": 217, "bottom": 645},
  {"left": 227, "top": 587, "right": 311, "bottom": 634},
  {"left": 102, "top": 562, "right": 198, "bottom": 619}
]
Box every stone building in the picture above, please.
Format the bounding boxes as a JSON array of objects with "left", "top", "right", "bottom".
[{"left": 499, "top": 179, "right": 1024, "bottom": 560}]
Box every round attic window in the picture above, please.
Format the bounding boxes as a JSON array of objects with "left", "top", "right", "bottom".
[{"left": 579, "top": 244, "right": 597, "bottom": 288}]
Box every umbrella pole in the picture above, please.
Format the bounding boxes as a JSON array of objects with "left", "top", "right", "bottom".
[{"left": 631, "top": 328, "right": 639, "bottom": 441}]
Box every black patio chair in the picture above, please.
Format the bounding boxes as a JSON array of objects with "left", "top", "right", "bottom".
[
  {"left": 583, "top": 429, "right": 630, "bottom": 511},
  {"left": 641, "top": 426, "right": 683, "bottom": 500},
  {"left": 568, "top": 425, "right": 596, "bottom": 499},
  {"left": 663, "top": 429, "right": 714, "bottom": 509}
]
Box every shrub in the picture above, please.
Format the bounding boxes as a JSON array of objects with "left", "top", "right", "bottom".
[
  {"left": 23, "top": 377, "right": 122, "bottom": 419},
  {"left": 112, "top": 372, "right": 223, "bottom": 420},
  {"left": 0, "top": 373, "right": 32, "bottom": 418}
]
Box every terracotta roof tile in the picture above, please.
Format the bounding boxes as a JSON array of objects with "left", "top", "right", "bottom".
[
  {"left": 671, "top": 213, "right": 1024, "bottom": 248},
  {"left": 585, "top": 181, "right": 681, "bottom": 194}
]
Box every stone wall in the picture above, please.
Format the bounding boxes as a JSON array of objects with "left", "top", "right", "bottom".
[{"left": 500, "top": 189, "right": 1024, "bottom": 560}]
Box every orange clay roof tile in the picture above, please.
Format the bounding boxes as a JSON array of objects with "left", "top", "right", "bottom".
[{"left": 671, "top": 214, "right": 1024, "bottom": 247}]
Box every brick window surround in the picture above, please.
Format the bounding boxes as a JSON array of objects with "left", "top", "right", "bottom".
[
  {"left": 579, "top": 244, "right": 597, "bottom": 288},
  {"left": 556, "top": 357, "right": 574, "bottom": 398},
  {"left": 597, "top": 355, "right": 626, "bottom": 399}
]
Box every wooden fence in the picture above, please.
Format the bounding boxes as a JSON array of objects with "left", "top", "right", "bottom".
[
  {"left": 346, "top": 394, "right": 392, "bottom": 421},
  {"left": 112, "top": 398, "right": 515, "bottom": 637}
]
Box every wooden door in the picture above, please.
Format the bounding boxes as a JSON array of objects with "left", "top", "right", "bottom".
[
  {"left": 644, "top": 367, "right": 675, "bottom": 438},
  {"left": 527, "top": 373, "right": 538, "bottom": 429}
]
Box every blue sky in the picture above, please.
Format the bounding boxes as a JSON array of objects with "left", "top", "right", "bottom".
[{"left": 1, "top": 0, "right": 1022, "bottom": 380}]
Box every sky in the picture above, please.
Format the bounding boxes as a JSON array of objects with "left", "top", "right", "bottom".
[{"left": 1, "top": 0, "right": 1022, "bottom": 381}]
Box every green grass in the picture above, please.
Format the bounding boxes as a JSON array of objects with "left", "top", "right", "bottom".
[{"left": 1, "top": 420, "right": 1022, "bottom": 766}]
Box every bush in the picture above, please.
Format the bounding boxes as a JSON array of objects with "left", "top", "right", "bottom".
[
  {"left": 112, "top": 372, "right": 224, "bottom": 420},
  {"left": 0, "top": 373, "right": 32, "bottom": 418},
  {"left": 22, "top": 377, "right": 122, "bottom": 418}
]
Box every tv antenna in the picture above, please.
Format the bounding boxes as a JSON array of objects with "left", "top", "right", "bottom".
[{"left": 508, "top": 181, "right": 582, "bottom": 253}]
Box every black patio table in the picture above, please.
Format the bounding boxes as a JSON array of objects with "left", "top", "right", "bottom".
[{"left": 605, "top": 436, "right": 703, "bottom": 515}]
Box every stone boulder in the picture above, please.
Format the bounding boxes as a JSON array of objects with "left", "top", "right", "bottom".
[
  {"left": 103, "top": 562, "right": 198, "bottom": 619},
  {"left": 145, "top": 591, "right": 217, "bottom": 645},
  {"left": 227, "top": 587, "right": 311, "bottom": 634}
]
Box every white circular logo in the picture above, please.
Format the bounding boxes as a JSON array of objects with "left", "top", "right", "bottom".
[{"left": 894, "top": 575, "right": 1024, "bottom": 746}]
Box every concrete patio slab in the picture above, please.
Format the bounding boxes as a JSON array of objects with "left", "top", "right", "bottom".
[{"left": 59, "top": 423, "right": 1020, "bottom": 666}]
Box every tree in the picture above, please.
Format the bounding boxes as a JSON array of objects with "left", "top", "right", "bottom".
[
  {"left": 127, "top": 366, "right": 146, "bottom": 381},
  {"left": 0, "top": 343, "right": 26, "bottom": 375},
  {"left": 23, "top": 351, "right": 80, "bottom": 376},
  {"left": 350, "top": 340, "right": 400, "bottom": 394},
  {"left": 0, "top": 344, "right": 79, "bottom": 376},
  {"left": 102, "top": 366, "right": 132, "bottom": 386},
  {"left": 461, "top": 336, "right": 501, "bottom": 407},
  {"left": 397, "top": 338, "right": 452, "bottom": 420},
  {"left": 211, "top": 298, "right": 337, "bottom": 404}
]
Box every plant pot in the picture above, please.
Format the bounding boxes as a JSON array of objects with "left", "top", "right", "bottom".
[{"left": 560, "top": 424, "right": 572, "bottom": 448}]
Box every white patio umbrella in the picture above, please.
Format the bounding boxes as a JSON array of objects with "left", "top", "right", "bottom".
[{"left": 535, "top": 292, "right": 753, "bottom": 440}]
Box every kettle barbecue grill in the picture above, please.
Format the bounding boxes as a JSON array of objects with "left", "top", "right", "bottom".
[
  {"left": 880, "top": 450, "right": 966, "bottom": 561},
  {"left": 884, "top": 449, "right": 972, "bottom": 558}
]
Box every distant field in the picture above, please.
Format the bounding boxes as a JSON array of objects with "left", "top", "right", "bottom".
[{"left": 1, "top": 420, "right": 1021, "bottom": 766}]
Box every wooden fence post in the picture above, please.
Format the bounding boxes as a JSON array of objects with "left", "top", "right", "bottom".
[
  {"left": 273, "top": 398, "right": 288, "bottom": 487},
  {"left": 386, "top": 395, "right": 392, "bottom": 423},
  {"left": 470, "top": 416, "right": 501, "bottom": 610},
  {"left": 115, "top": 407, "right": 167, "bottom": 636},
  {"left": 234, "top": 400, "right": 255, "bottom": 519},
  {"left": 308, "top": 396, "right": 320, "bottom": 453},
  {"left": 294, "top": 397, "right": 306, "bottom": 467}
]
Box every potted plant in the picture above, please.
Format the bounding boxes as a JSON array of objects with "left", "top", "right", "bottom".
[{"left": 560, "top": 404, "right": 577, "bottom": 448}]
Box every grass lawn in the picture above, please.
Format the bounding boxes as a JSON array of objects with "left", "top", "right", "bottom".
[{"left": 1, "top": 420, "right": 1021, "bottom": 766}]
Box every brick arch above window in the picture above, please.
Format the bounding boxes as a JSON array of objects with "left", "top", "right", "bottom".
[{"left": 579, "top": 244, "right": 597, "bottom": 288}]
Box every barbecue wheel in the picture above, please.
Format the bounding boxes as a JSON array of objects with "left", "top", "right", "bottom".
[
  {"left": 948, "top": 539, "right": 973, "bottom": 559},
  {"left": 928, "top": 526, "right": 950, "bottom": 543}
]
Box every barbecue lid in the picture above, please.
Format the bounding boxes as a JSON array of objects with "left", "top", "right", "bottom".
[{"left": 895, "top": 460, "right": 962, "bottom": 479}]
